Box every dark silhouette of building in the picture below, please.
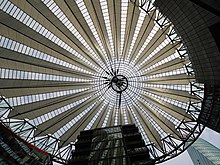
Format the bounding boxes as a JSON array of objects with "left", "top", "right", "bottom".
[
  {"left": 198, "top": 85, "right": 220, "bottom": 133},
  {"left": 68, "top": 124, "right": 154, "bottom": 165}
]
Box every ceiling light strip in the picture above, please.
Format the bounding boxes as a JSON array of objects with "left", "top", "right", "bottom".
[
  {"left": 102, "top": 104, "right": 113, "bottom": 128},
  {"left": 31, "top": 96, "right": 92, "bottom": 126},
  {"left": 100, "top": 0, "right": 115, "bottom": 58},
  {"left": 138, "top": 38, "right": 170, "bottom": 68},
  {"left": 0, "top": 0, "right": 97, "bottom": 70},
  {"left": 0, "top": 36, "right": 94, "bottom": 75},
  {"left": 140, "top": 95, "right": 180, "bottom": 128},
  {"left": 120, "top": 0, "right": 128, "bottom": 56},
  {"left": 126, "top": 11, "right": 146, "bottom": 61},
  {"left": 6, "top": 88, "right": 89, "bottom": 106},
  {"left": 53, "top": 103, "right": 96, "bottom": 138},
  {"left": 84, "top": 102, "right": 106, "bottom": 130},
  {"left": 76, "top": 0, "right": 110, "bottom": 66},
  {"left": 129, "top": 106, "right": 150, "bottom": 144},
  {"left": 133, "top": 24, "right": 160, "bottom": 63},
  {"left": 42, "top": 0, "right": 105, "bottom": 68},
  {"left": 0, "top": 68, "right": 91, "bottom": 84}
]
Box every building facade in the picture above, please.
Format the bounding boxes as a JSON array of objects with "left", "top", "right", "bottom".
[
  {"left": 198, "top": 85, "right": 220, "bottom": 133},
  {"left": 68, "top": 124, "right": 154, "bottom": 165},
  {"left": 187, "top": 138, "right": 220, "bottom": 165}
]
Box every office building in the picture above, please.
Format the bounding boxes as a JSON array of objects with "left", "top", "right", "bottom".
[
  {"left": 68, "top": 124, "right": 154, "bottom": 165},
  {"left": 188, "top": 138, "right": 220, "bottom": 165},
  {"left": 198, "top": 85, "right": 220, "bottom": 133}
]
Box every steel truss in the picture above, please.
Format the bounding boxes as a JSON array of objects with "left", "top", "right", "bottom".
[
  {"left": 0, "top": 83, "right": 204, "bottom": 164},
  {"left": 129, "top": 0, "right": 205, "bottom": 163},
  {"left": 0, "top": 0, "right": 205, "bottom": 164}
]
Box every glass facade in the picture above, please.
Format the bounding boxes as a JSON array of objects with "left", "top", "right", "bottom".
[
  {"left": 68, "top": 124, "right": 154, "bottom": 165},
  {"left": 198, "top": 85, "right": 220, "bottom": 133},
  {"left": 187, "top": 138, "right": 220, "bottom": 165}
]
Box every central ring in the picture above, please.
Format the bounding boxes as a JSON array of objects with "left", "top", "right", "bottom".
[{"left": 111, "top": 75, "right": 128, "bottom": 93}]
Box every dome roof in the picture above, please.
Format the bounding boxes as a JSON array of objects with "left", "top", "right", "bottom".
[{"left": 0, "top": 0, "right": 204, "bottom": 163}]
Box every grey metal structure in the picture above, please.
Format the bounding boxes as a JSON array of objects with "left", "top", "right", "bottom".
[
  {"left": 187, "top": 138, "right": 220, "bottom": 165},
  {"left": 0, "top": 0, "right": 206, "bottom": 164}
]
